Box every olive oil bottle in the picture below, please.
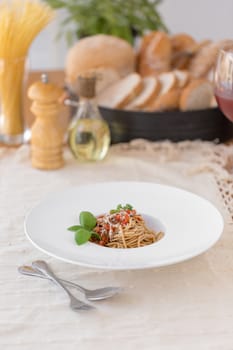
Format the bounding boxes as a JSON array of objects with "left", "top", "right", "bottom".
[{"left": 67, "top": 75, "right": 110, "bottom": 161}]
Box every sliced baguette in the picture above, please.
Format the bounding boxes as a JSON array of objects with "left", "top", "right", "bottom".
[
  {"left": 125, "top": 77, "right": 160, "bottom": 110},
  {"left": 150, "top": 89, "right": 181, "bottom": 112},
  {"left": 179, "top": 79, "right": 213, "bottom": 111},
  {"left": 210, "top": 95, "right": 218, "bottom": 108},
  {"left": 158, "top": 72, "right": 178, "bottom": 95},
  {"left": 138, "top": 31, "right": 171, "bottom": 77},
  {"left": 146, "top": 72, "right": 179, "bottom": 111},
  {"left": 173, "top": 69, "right": 190, "bottom": 88},
  {"left": 96, "top": 73, "right": 142, "bottom": 109}
]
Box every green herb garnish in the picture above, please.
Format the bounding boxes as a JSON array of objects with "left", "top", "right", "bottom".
[
  {"left": 110, "top": 203, "right": 134, "bottom": 214},
  {"left": 75, "top": 228, "right": 92, "bottom": 245},
  {"left": 79, "top": 211, "right": 97, "bottom": 230},
  {"left": 68, "top": 206, "right": 134, "bottom": 246},
  {"left": 67, "top": 225, "right": 82, "bottom": 232},
  {"left": 68, "top": 211, "right": 99, "bottom": 245}
]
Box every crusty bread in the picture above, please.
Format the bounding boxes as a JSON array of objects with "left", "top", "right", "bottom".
[
  {"left": 137, "top": 32, "right": 157, "bottom": 59},
  {"left": 188, "top": 42, "right": 218, "bottom": 78},
  {"left": 171, "top": 33, "right": 196, "bottom": 69},
  {"left": 171, "top": 40, "right": 212, "bottom": 70},
  {"left": 210, "top": 95, "right": 218, "bottom": 108},
  {"left": 190, "top": 39, "right": 212, "bottom": 55},
  {"left": 150, "top": 89, "right": 181, "bottom": 112},
  {"left": 136, "top": 32, "right": 156, "bottom": 74},
  {"left": 173, "top": 70, "right": 190, "bottom": 88},
  {"left": 69, "top": 67, "right": 121, "bottom": 95},
  {"left": 65, "top": 34, "right": 136, "bottom": 85},
  {"left": 96, "top": 73, "right": 142, "bottom": 109},
  {"left": 158, "top": 72, "right": 177, "bottom": 95},
  {"left": 179, "top": 79, "right": 213, "bottom": 111},
  {"left": 189, "top": 39, "right": 233, "bottom": 78},
  {"left": 125, "top": 77, "right": 160, "bottom": 110},
  {"left": 171, "top": 33, "right": 196, "bottom": 53},
  {"left": 147, "top": 72, "right": 180, "bottom": 111},
  {"left": 138, "top": 31, "right": 171, "bottom": 77},
  {"left": 94, "top": 68, "right": 121, "bottom": 94}
]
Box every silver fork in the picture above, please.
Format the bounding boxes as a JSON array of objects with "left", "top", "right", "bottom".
[
  {"left": 31, "top": 260, "right": 94, "bottom": 311},
  {"left": 18, "top": 265, "right": 122, "bottom": 301}
]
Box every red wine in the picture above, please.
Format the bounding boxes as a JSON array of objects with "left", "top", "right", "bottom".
[{"left": 215, "top": 91, "right": 233, "bottom": 122}]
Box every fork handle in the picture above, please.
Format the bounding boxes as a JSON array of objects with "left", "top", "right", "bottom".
[
  {"left": 18, "top": 265, "right": 84, "bottom": 294},
  {"left": 32, "top": 260, "right": 74, "bottom": 299}
]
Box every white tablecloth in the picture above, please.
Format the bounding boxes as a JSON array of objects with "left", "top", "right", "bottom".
[{"left": 1, "top": 140, "right": 233, "bottom": 350}]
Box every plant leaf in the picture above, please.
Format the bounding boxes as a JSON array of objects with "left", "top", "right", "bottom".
[
  {"left": 75, "top": 228, "right": 92, "bottom": 245},
  {"left": 67, "top": 225, "right": 82, "bottom": 232},
  {"left": 79, "top": 211, "right": 97, "bottom": 230},
  {"left": 43, "top": 0, "right": 168, "bottom": 44}
]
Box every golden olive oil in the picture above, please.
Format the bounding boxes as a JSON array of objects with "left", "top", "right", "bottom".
[
  {"left": 67, "top": 75, "right": 110, "bottom": 162},
  {"left": 68, "top": 117, "right": 110, "bottom": 161}
]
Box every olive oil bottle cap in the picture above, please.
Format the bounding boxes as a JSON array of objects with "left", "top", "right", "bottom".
[{"left": 77, "top": 75, "right": 96, "bottom": 98}]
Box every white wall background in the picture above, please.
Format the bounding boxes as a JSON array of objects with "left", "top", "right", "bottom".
[{"left": 29, "top": 0, "right": 233, "bottom": 70}]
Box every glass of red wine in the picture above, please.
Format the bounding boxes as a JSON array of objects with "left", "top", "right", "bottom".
[{"left": 214, "top": 49, "right": 233, "bottom": 122}]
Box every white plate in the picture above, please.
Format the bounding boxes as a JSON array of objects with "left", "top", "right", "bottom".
[{"left": 24, "top": 182, "right": 224, "bottom": 270}]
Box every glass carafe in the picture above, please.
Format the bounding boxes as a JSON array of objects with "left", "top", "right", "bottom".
[{"left": 67, "top": 76, "right": 110, "bottom": 161}]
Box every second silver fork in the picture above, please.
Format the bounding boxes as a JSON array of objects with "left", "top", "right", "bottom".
[
  {"left": 30, "top": 260, "right": 94, "bottom": 311},
  {"left": 18, "top": 263, "right": 122, "bottom": 301}
]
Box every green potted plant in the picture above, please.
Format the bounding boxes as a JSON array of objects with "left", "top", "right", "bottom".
[{"left": 43, "top": 0, "right": 168, "bottom": 44}]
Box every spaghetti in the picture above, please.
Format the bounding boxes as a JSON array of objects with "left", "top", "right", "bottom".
[
  {"left": 91, "top": 204, "right": 164, "bottom": 248},
  {"left": 0, "top": 1, "right": 54, "bottom": 136}
]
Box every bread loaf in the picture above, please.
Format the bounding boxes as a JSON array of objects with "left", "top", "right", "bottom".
[
  {"left": 171, "top": 33, "right": 196, "bottom": 69},
  {"left": 65, "top": 34, "right": 136, "bottom": 85},
  {"left": 189, "top": 39, "right": 233, "bottom": 78},
  {"left": 138, "top": 31, "right": 171, "bottom": 76},
  {"left": 94, "top": 68, "right": 121, "bottom": 94}
]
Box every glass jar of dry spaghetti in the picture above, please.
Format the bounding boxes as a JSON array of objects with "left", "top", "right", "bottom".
[
  {"left": 0, "top": 56, "right": 28, "bottom": 145},
  {"left": 0, "top": 0, "right": 54, "bottom": 146}
]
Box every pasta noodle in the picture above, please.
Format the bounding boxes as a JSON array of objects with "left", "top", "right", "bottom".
[
  {"left": 92, "top": 204, "right": 164, "bottom": 249},
  {"left": 0, "top": 1, "right": 54, "bottom": 136}
]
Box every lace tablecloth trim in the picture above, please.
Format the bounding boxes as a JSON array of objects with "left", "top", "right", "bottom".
[{"left": 112, "top": 139, "right": 233, "bottom": 221}]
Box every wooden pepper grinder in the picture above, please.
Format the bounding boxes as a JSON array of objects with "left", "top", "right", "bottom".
[{"left": 28, "top": 74, "right": 65, "bottom": 170}]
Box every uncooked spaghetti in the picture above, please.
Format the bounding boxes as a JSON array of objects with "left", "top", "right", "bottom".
[
  {"left": 91, "top": 204, "right": 164, "bottom": 248},
  {"left": 0, "top": 1, "right": 54, "bottom": 136}
]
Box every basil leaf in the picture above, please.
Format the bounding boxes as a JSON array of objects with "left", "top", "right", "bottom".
[
  {"left": 124, "top": 204, "right": 133, "bottom": 210},
  {"left": 75, "top": 228, "right": 92, "bottom": 245},
  {"left": 67, "top": 225, "right": 82, "bottom": 232},
  {"left": 79, "top": 211, "right": 97, "bottom": 230}
]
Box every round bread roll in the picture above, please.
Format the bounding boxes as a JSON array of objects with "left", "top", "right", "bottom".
[
  {"left": 189, "top": 39, "right": 233, "bottom": 78},
  {"left": 138, "top": 31, "right": 171, "bottom": 77},
  {"left": 179, "top": 79, "right": 213, "bottom": 111},
  {"left": 65, "top": 34, "right": 136, "bottom": 85}
]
